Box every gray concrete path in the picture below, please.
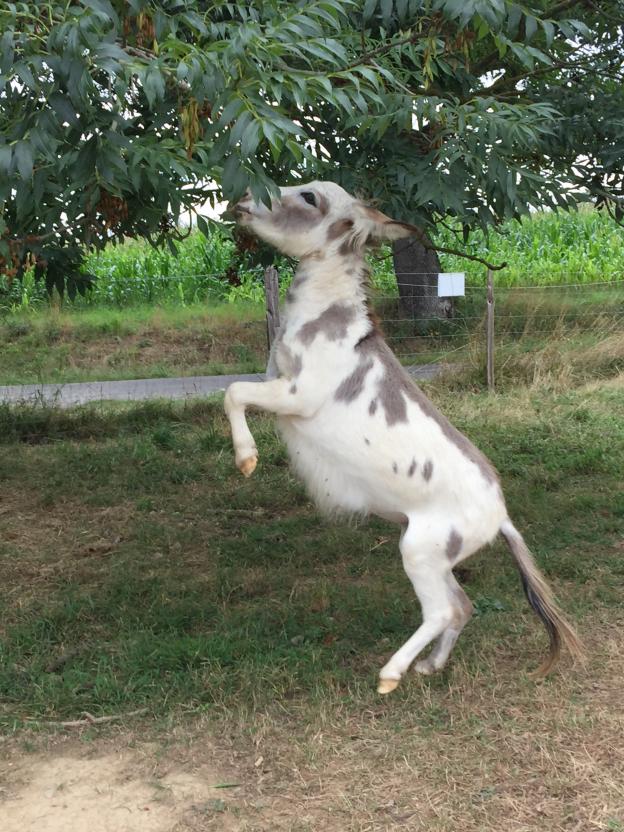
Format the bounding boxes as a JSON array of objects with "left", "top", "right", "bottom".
[{"left": 0, "top": 364, "right": 442, "bottom": 409}]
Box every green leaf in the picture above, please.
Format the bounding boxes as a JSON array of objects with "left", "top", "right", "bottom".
[
  {"left": 241, "top": 122, "right": 261, "bottom": 158},
  {"left": 261, "top": 119, "right": 279, "bottom": 149},
  {"left": 396, "top": 0, "right": 409, "bottom": 21},
  {"left": 49, "top": 93, "right": 78, "bottom": 125},
  {"left": 82, "top": 0, "right": 118, "bottom": 23},
  {"left": 298, "top": 41, "right": 335, "bottom": 64},
  {"left": 509, "top": 42, "right": 534, "bottom": 69},
  {"left": 0, "top": 30, "right": 14, "bottom": 74},
  {"left": 33, "top": 169, "right": 46, "bottom": 207},
  {"left": 331, "top": 89, "right": 353, "bottom": 115},
  {"left": 16, "top": 62, "right": 36, "bottom": 90},
  {"left": 229, "top": 111, "right": 253, "bottom": 149},
  {"left": 524, "top": 14, "right": 537, "bottom": 40},
  {"left": 542, "top": 19, "right": 555, "bottom": 47},
  {"left": 569, "top": 19, "right": 591, "bottom": 38},
  {"left": 15, "top": 142, "right": 33, "bottom": 180},
  {"left": 285, "top": 140, "right": 303, "bottom": 164},
  {"left": 507, "top": 4, "right": 522, "bottom": 36},
  {"left": 180, "top": 11, "right": 208, "bottom": 35},
  {"left": 357, "top": 66, "right": 380, "bottom": 89},
  {"left": 380, "top": 0, "right": 393, "bottom": 27},
  {"left": 526, "top": 46, "right": 552, "bottom": 65},
  {"left": 94, "top": 42, "right": 127, "bottom": 63},
  {"left": 0, "top": 144, "right": 12, "bottom": 175},
  {"left": 217, "top": 98, "right": 245, "bottom": 128},
  {"left": 363, "top": 0, "right": 378, "bottom": 22},
  {"left": 196, "top": 214, "right": 210, "bottom": 238},
  {"left": 142, "top": 69, "right": 165, "bottom": 107},
  {"left": 309, "top": 5, "right": 342, "bottom": 29}
]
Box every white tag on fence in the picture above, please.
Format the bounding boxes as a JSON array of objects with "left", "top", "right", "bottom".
[{"left": 437, "top": 272, "right": 465, "bottom": 297}]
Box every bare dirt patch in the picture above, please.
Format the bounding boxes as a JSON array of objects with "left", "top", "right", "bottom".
[{"left": 1, "top": 739, "right": 239, "bottom": 832}]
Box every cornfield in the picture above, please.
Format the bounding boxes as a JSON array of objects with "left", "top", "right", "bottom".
[{"left": 1, "top": 208, "right": 623, "bottom": 312}]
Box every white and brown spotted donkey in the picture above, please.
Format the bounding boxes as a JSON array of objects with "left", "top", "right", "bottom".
[{"left": 224, "top": 181, "right": 583, "bottom": 694}]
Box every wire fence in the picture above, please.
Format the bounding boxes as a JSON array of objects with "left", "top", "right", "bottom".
[
  {"left": 3, "top": 266, "right": 621, "bottom": 391},
  {"left": 380, "top": 274, "right": 623, "bottom": 384},
  {"left": 262, "top": 269, "right": 624, "bottom": 384},
  {"left": 211, "top": 266, "right": 624, "bottom": 386}
]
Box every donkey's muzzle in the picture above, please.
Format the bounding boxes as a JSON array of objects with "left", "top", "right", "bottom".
[{"left": 225, "top": 190, "right": 253, "bottom": 221}]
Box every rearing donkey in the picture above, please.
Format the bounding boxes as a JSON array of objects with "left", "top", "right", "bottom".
[{"left": 224, "top": 181, "right": 583, "bottom": 693}]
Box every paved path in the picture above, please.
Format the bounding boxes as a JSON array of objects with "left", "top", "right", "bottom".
[{"left": 0, "top": 364, "right": 442, "bottom": 409}]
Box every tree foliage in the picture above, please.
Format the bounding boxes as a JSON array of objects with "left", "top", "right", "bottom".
[{"left": 1, "top": 0, "right": 622, "bottom": 292}]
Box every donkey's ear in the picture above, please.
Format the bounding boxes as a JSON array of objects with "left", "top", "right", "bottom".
[{"left": 359, "top": 205, "right": 420, "bottom": 242}]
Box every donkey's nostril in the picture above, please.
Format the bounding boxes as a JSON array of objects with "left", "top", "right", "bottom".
[{"left": 226, "top": 197, "right": 253, "bottom": 221}]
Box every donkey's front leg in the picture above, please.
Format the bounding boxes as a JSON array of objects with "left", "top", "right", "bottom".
[{"left": 224, "top": 378, "right": 318, "bottom": 477}]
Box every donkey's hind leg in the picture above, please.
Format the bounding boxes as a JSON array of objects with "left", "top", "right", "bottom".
[
  {"left": 378, "top": 527, "right": 457, "bottom": 694},
  {"left": 413, "top": 573, "right": 473, "bottom": 675}
]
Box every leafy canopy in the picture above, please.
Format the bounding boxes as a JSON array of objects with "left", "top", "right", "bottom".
[{"left": 0, "top": 0, "right": 622, "bottom": 292}]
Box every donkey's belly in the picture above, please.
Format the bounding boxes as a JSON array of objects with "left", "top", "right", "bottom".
[
  {"left": 277, "top": 418, "right": 374, "bottom": 516},
  {"left": 276, "top": 404, "right": 505, "bottom": 540},
  {"left": 277, "top": 414, "right": 435, "bottom": 519}
]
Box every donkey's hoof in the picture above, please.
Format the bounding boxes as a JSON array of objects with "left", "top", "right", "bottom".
[
  {"left": 238, "top": 455, "right": 258, "bottom": 477},
  {"left": 414, "top": 658, "right": 436, "bottom": 675},
  {"left": 377, "top": 677, "right": 400, "bottom": 695}
]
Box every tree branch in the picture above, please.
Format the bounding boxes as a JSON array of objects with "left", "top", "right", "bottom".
[
  {"left": 26, "top": 708, "right": 148, "bottom": 728},
  {"left": 417, "top": 238, "right": 507, "bottom": 271},
  {"left": 471, "top": 56, "right": 593, "bottom": 100},
  {"left": 342, "top": 32, "right": 418, "bottom": 71},
  {"left": 374, "top": 232, "right": 507, "bottom": 271},
  {"left": 588, "top": 185, "right": 624, "bottom": 206}
]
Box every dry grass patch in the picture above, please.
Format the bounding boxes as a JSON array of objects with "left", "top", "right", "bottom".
[
  {"left": 0, "top": 488, "right": 140, "bottom": 616},
  {"left": 501, "top": 328, "right": 624, "bottom": 390},
  {"left": 175, "top": 617, "right": 622, "bottom": 832}
]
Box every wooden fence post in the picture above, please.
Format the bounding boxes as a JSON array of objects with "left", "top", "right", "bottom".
[
  {"left": 264, "top": 266, "right": 280, "bottom": 351},
  {"left": 486, "top": 268, "right": 495, "bottom": 392}
]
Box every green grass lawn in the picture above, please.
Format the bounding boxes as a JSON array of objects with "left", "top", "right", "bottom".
[
  {"left": 1, "top": 382, "right": 622, "bottom": 724},
  {"left": 1, "top": 379, "right": 623, "bottom": 830}
]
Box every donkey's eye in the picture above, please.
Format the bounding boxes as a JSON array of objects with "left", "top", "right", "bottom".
[{"left": 300, "top": 191, "right": 317, "bottom": 206}]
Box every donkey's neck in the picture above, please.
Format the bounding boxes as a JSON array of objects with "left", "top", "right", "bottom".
[{"left": 285, "top": 254, "right": 369, "bottom": 319}]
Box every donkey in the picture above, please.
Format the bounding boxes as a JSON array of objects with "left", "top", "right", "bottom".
[{"left": 224, "top": 181, "right": 583, "bottom": 693}]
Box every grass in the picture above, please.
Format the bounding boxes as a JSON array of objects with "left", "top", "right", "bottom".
[
  {"left": 1, "top": 377, "right": 623, "bottom": 830},
  {"left": 0, "top": 303, "right": 268, "bottom": 384},
  {"left": 1, "top": 380, "right": 623, "bottom": 724}
]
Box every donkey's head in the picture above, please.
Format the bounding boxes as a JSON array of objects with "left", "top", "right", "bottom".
[{"left": 231, "top": 181, "right": 418, "bottom": 259}]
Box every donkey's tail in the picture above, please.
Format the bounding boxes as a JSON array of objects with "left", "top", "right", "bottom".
[{"left": 500, "top": 519, "right": 584, "bottom": 675}]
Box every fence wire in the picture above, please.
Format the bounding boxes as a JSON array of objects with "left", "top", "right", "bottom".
[{"left": 369, "top": 276, "right": 624, "bottom": 379}]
